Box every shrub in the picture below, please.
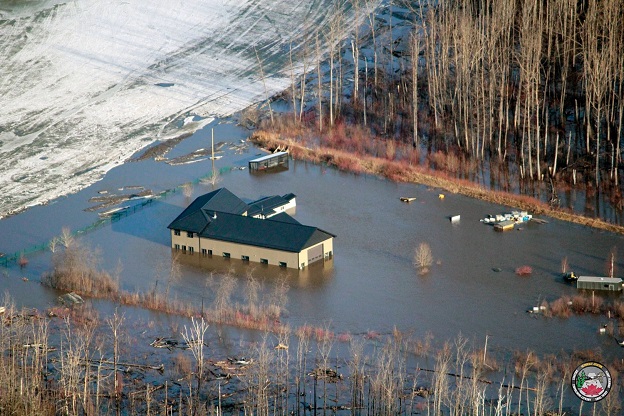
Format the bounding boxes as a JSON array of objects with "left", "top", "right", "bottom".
[
  {"left": 571, "top": 295, "right": 590, "bottom": 313},
  {"left": 18, "top": 254, "right": 28, "bottom": 268},
  {"left": 385, "top": 140, "right": 396, "bottom": 160},
  {"left": 430, "top": 151, "right": 447, "bottom": 170},
  {"left": 549, "top": 297, "right": 572, "bottom": 318},
  {"left": 42, "top": 244, "right": 119, "bottom": 297},
  {"left": 381, "top": 162, "right": 405, "bottom": 181},
  {"left": 333, "top": 155, "right": 361, "bottom": 172}
]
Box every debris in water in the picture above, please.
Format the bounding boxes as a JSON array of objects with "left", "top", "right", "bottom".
[
  {"left": 227, "top": 357, "right": 252, "bottom": 365},
  {"left": 58, "top": 292, "right": 84, "bottom": 305},
  {"left": 150, "top": 337, "right": 180, "bottom": 350},
  {"left": 308, "top": 367, "right": 342, "bottom": 382}
]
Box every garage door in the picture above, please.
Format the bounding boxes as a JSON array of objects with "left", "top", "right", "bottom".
[{"left": 307, "top": 244, "right": 323, "bottom": 264}]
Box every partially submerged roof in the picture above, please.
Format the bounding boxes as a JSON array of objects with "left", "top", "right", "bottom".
[
  {"left": 249, "top": 151, "right": 289, "bottom": 163},
  {"left": 247, "top": 193, "right": 296, "bottom": 217},
  {"left": 577, "top": 276, "right": 623, "bottom": 283},
  {"left": 167, "top": 188, "right": 248, "bottom": 232},
  {"left": 198, "top": 211, "right": 334, "bottom": 252}
]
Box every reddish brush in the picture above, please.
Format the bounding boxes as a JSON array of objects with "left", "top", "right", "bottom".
[{"left": 515, "top": 265, "right": 533, "bottom": 276}]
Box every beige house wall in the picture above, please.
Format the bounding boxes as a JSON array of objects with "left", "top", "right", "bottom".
[
  {"left": 170, "top": 230, "right": 334, "bottom": 269},
  {"left": 322, "top": 239, "right": 333, "bottom": 257},
  {"left": 199, "top": 238, "right": 300, "bottom": 268},
  {"left": 171, "top": 230, "right": 200, "bottom": 253}
]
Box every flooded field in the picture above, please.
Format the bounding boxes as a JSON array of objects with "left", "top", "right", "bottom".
[{"left": 1, "top": 119, "right": 624, "bottom": 363}]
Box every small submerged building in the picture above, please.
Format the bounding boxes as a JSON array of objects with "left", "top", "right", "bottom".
[
  {"left": 576, "top": 276, "right": 623, "bottom": 292},
  {"left": 248, "top": 151, "right": 289, "bottom": 171},
  {"left": 167, "top": 188, "right": 334, "bottom": 269}
]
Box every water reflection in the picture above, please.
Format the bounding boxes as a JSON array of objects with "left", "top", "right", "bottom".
[{"left": 174, "top": 250, "right": 335, "bottom": 290}]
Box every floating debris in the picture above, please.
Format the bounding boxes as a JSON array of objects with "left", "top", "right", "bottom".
[
  {"left": 400, "top": 197, "right": 416, "bottom": 203},
  {"left": 128, "top": 134, "right": 191, "bottom": 162},
  {"left": 98, "top": 206, "right": 130, "bottom": 218},
  {"left": 166, "top": 148, "right": 222, "bottom": 165},
  {"left": 494, "top": 220, "right": 515, "bottom": 232},
  {"left": 167, "top": 157, "right": 210, "bottom": 166},
  {"left": 86, "top": 189, "right": 154, "bottom": 212},
  {"left": 308, "top": 367, "right": 342, "bottom": 382},
  {"left": 527, "top": 305, "right": 546, "bottom": 314},
  {"left": 227, "top": 357, "right": 252, "bottom": 365},
  {"left": 482, "top": 211, "right": 532, "bottom": 225},
  {"left": 412, "top": 386, "right": 433, "bottom": 397},
  {"left": 58, "top": 292, "right": 84, "bottom": 305},
  {"left": 150, "top": 338, "right": 181, "bottom": 350}
]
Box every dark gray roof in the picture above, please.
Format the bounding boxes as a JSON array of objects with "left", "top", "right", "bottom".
[
  {"left": 199, "top": 211, "right": 333, "bottom": 252},
  {"left": 247, "top": 193, "right": 295, "bottom": 217},
  {"left": 266, "top": 212, "right": 301, "bottom": 225},
  {"left": 200, "top": 188, "right": 249, "bottom": 215},
  {"left": 167, "top": 188, "right": 248, "bottom": 232},
  {"left": 168, "top": 188, "right": 334, "bottom": 252}
]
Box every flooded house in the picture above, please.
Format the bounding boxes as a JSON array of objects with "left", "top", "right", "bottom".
[{"left": 167, "top": 188, "right": 334, "bottom": 269}]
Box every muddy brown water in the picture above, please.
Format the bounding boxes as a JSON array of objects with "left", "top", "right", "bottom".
[{"left": 1, "top": 119, "right": 624, "bottom": 362}]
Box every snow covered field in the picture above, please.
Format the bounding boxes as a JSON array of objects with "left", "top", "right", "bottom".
[{"left": 0, "top": 0, "right": 367, "bottom": 218}]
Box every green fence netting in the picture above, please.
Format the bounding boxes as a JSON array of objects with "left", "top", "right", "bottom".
[{"left": 1, "top": 166, "right": 233, "bottom": 267}]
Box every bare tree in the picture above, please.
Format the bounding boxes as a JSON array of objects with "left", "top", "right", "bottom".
[
  {"left": 181, "top": 317, "right": 209, "bottom": 397},
  {"left": 316, "top": 30, "right": 323, "bottom": 132},
  {"left": 255, "top": 46, "right": 274, "bottom": 125},
  {"left": 413, "top": 242, "right": 433, "bottom": 274},
  {"left": 410, "top": 31, "right": 420, "bottom": 147},
  {"left": 60, "top": 226, "right": 75, "bottom": 249},
  {"left": 49, "top": 236, "right": 59, "bottom": 253},
  {"left": 106, "top": 310, "right": 125, "bottom": 410},
  {"left": 182, "top": 182, "right": 193, "bottom": 199},
  {"left": 606, "top": 246, "right": 617, "bottom": 278},
  {"left": 326, "top": 6, "right": 345, "bottom": 127}
]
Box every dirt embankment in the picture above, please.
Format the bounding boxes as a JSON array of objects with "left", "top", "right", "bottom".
[{"left": 250, "top": 130, "right": 624, "bottom": 235}]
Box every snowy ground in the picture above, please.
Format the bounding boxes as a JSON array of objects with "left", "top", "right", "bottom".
[{"left": 0, "top": 0, "right": 373, "bottom": 218}]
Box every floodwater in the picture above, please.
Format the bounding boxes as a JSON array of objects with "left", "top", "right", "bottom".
[{"left": 1, "top": 119, "right": 624, "bottom": 362}]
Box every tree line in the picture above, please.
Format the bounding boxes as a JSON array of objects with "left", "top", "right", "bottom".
[{"left": 265, "top": 0, "right": 624, "bottom": 211}]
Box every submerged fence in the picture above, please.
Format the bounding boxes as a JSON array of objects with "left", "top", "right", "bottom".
[{"left": 0, "top": 166, "right": 233, "bottom": 268}]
